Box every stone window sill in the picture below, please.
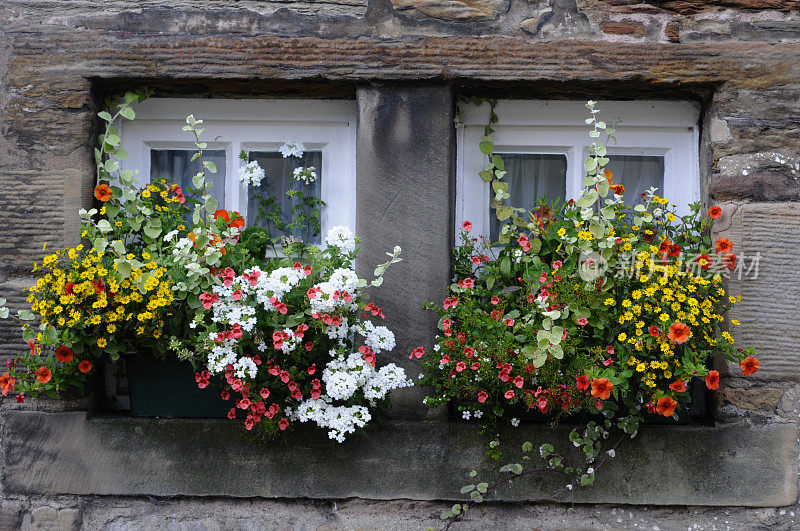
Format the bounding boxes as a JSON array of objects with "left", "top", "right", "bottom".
[{"left": 1, "top": 409, "right": 796, "bottom": 507}]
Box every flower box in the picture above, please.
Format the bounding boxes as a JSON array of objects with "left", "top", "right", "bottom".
[{"left": 126, "top": 352, "right": 230, "bottom": 418}]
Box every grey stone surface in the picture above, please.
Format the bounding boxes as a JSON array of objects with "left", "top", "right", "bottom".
[
  {"left": 355, "top": 85, "right": 454, "bottom": 417},
  {"left": 1, "top": 411, "right": 796, "bottom": 507}
]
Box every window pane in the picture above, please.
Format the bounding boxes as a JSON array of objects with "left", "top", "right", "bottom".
[
  {"left": 604, "top": 155, "right": 664, "bottom": 206},
  {"left": 490, "top": 154, "right": 567, "bottom": 242},
  {"left": 247, "top": 151, "right": 322, "bottom": 244},
  {"left": 150, "top": 149, "right": 227, "bottom": 208}
]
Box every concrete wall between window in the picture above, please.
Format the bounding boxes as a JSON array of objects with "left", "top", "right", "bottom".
[{"left": 1, "top": 0, "right": 799, "bottom": 527}]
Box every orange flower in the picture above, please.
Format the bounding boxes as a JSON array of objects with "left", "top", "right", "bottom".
[
  {"left": 604, "top": 170, "right": 625, "bottom": 195},
  {"left": 94, "top": 184, "right": 113, "bottom": 202},
  {"left": 35, "top": 366, "right": 52, "bottom": 384},
  {"left": 590, "top": 378, "right": 614, "bottom": 400},
  {"left": 705, "top": 370, "right": 720, "bottom": 390},
  {"left": 78, "top": 360, "right": 92, "bottom": 374},
  {"left": 722, "top": 252, "right": 737, "bottom": 270},
  {"left": 0, "top": 373, "right": 15, "bottom": 396},
  {"left": 740, "top": 356, "right": 759, "bottom": 376},
  {"left": 656, "top": 396, "right": 678, "bottom": 417},
  {"left": 54, "top": 345, "right": 74, "bottom": 363},
  {"left": 213, "top": 209, "right": 230, "bottom": 223},
  {"left": 695, "top": 253, "right": 712, "bottom": 271},
  {"left": 715, "top": 238, "right": 733, "bottom": 254},
  {"left": 708, "top": 205, "right": 722, "bottom": 219},
  {"left": 668, "top": 380, "right": 687, "bottom": 393},
  {"left": 668, "top": 322, "right": 691, "bottom": 344},
  {"left": 187, "top": 232, "right": 198, "bottom": 246}
]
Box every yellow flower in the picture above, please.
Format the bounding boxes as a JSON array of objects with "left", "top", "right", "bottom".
[
  {"left": 97, "top": 337, "right": 107, "bottom": 348},
  {"left": 577, "top": 231, "right": 593, "bottom": 241},
  {"left": 618, "top": 332, "right": 627, "bottom": 342},
  {"left": 557, "top": 227, "right": 567, "bottom": 237},
  {"left": 604, "top": 298, "right": 615, "bottom": 306},
  {"left": 731, "top": 319, "right": 740, "bottom": 326},
  {"left": 142, "top": 190, "right": 151, "bottom": 198}
]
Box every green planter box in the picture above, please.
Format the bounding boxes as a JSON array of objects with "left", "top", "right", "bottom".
[{"left": 126, "top": 353, "right": 231, "bottom": 418}]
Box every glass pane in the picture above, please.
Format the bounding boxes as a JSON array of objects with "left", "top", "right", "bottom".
[
  {"left": 604, "top": 155, "right": 664, "bottom": 206},
  {"left": 150, "top": 149, "right": 227, "bottom": 209},
  {"left": 247, "top": 151, "right": 322, "bottom": 244},
  {"left": 490, "top": 154, "right": 567, "bottom": 242}
]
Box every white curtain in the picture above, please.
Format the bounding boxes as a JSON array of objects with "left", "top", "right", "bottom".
[
  {"left": 150, "top": 149, "right": 227, "bottom": 211},
  {"left": 604, "top": 155, "right": 664, "bottom": 206},
  {"left": 247, "top": 151, "right": 322, "bottom": 243},
  {"left": 490, "top": 154, "right": 567, "bottom": 241}
]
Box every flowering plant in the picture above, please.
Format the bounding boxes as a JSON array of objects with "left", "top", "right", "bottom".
[
  {"left": 193, "top": 225, "right": 410, "bottom": 441},
  {"left": 420, "top": 101, "right": 760, "bottom": 522}
]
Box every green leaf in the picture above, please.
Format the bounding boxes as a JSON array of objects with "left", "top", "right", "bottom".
[
  {"left": 0, "top": 307, "right": 8, "bottom": 319},
  {"left": 491, "top": 154, "right": 504, "bottom": 171},
  {"left": 499, "top": 257, "right": 511, "bottom": 278},
  {"left": 479, "top": 138, "right": 494, "bottom": 155},
  {"left": 116, "top": 261, "right": 132, "bottom": 279},
  {"left": 479, "top": 170, "right": 493, "bottom": 183},
  {"left": 143, "top": 225, "right": 161, "bottom": 239},
  {"left": 119, "top": 107, "right": 136, "bottom": 120},
  {"left": 98, "top": 111, "right": 113, "bottom": 122},
  {"left": 371, "top": 277, "right": 384, "bottom": 287},
  {"left": 205, "top": 197, "right": 218, "bottom": 214},
  {"left": 192, "top": 173, "right": 205, "bottom": 188},
  {"left": 17, "top": 310, "right": 35, "bottom": 321},
  {"left": 584, "top": 158, "right": 597, "bottom": 172},
  {"left": 204, "top": 161, "right": 217, "bottom": 174},
  {"left": 495, "top": 204, "right": 513, "bottom": 221},
  {"left": 96, "top": 219, "right": 112, "bottom": 233},
  {"left": 460, "top": 485, "right": 475, "bottom": 494},
  {"left": 92, "top": 238, "right": 108, "bottom": 253}
]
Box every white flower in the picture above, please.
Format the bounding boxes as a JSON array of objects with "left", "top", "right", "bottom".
[
  {"left": 325, "top": 371, "right": 360, "bottom": 401},
  {"left": 462, "top": 410, "right": 471, "bottom": 420},
  {"left": 280, "top": 141, "right": 305, "bottom": 159},
  {"left": 238, "top": 160, "right": 265, "bottom": 187},
  {"left": 163, "top": 229, "right": 179, "bottom": 242},
  {"left": 587, "top": 467, "right": 595, "bottom": 474},
  {"left": 511, "top": 418, "right": 520, "bottom": 427},
  {"left": 652, "top": 208, "right": 663, "bottom": 219},
  {"left": 292, "top": 166, "right": 318, "bottom": 185},
  {"left": 325, "top": 226, "right": 356, "bottom": 254},
  {"left": 473, "top": 410, "right": 483, "bottom": 418},
  {"left": 607, "top": 449, "right": 615, "bottom": 458}
]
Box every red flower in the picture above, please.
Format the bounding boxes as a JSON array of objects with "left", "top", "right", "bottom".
[
  {"left": 603, "top": 358, "right": 613, "bottom": 367},
  {"left": 0, "top": 373, "right": 15, "bottom": 396},
  {"left": 504, "top": 390, "right": 515, "bottom": 399},
  {"left": 78, "top": 360, "right": 92, "bottom": 373},
  {"left": 723, "top": 253, "right": 738, "bottom": 270},
  {"left": 648, "top": 325, "right": 661, "bottom": 337},
  {"left": 409, "top": 346, "right": 425, "bottom": 360},
  {"left": 708, "top": 205, "right": 722, "bottom": 219},
  {"left": 577, "top": 317, "right": 588, "bottom": 326},
  {"left": 27, "top": 339, "right": 36, "bottom": 356},
  {"left": 54, "top": 346, "right": 74, "bottom": 363},
  {"left": 695, "top": 253, "right": 712, "bottom": 271},
  {"left": 307, "top": 364, "right": 316, "bottom": 375},
  {"left": 477, "top": 391, "right": 488, "bottom": 403},
  {"left": 491, "top": 296, "right": 500, "bottom": 305},
  {"left": 513, "top": 375, "right": 524, "bottom": 388},
  {"left": 16, "top": 395, "right": 24, "bottom": 403},
  {"left": 213, "top": 209, "right": 230, "bottom": 223},
  {"left": 669, "top": 380, "right": 687, "bottom": 393},
  {"left": 645, "top": 402, "right": 656, "bottom": 413},
  {"left": 64, "top": 282, "right": 75, "bottom": 295},
  {"left": 576, "top": 375, "right": 589, "bottom": 391},
  {"left": 94, "top": 184, "right": 113, "bottom": 202},
  {"left": 462, "top": 220, "right": 473, "bottom": 231},
  {"left": 456, "top": 361, "right": 466, "bottom": 372},
  {"left": 278, "top": 418, "right": 290, "bottom": 431},
  {"left": 590, "top": 378, "right": 614, "bottom": 400},
  {"left": 715, "top": 238, "right": 733, "bottom": 254},
  {"left": 656, "top": 396, "right": 678, "bottom": 417},
  {"left": 93, "top": 277, "right": 106, "bottom": 294},
  {"left": 199, "top": 291, "right": 218, "bottom": 309},
  {"left": 260, "top": 388, "right": 270, "bottom": 399},
  {"left": 669, "top": 244, "right": 682, "bottom": 258},
  {"left": 229, "top": 216, "right": 245, "bottom": 230},
  {"left": 503, "top": 318, "right": 515, "bottom": 327},
  {"left": 668, "top": 322, "right": 691, "bottom": 344},
  {"left": 221, "top": 391, "right": 230, "bottom": 401},
  {"left": 227, "top": 408, "right": 237, "bottom": 420},
  {"left": 35, "top": 366, "right": 52, "bottom": 384},
  {"left": 705, "top": 370, "right": 720, "bottom": 390},
  {"left": 740, "top": 356, "right": 759, "bottom": 376}
]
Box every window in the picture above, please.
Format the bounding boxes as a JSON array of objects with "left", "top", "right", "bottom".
[
  {"left": 119, "top": 98, "right": 357, "bottom": 241},
  {"left": 457, "top": 100, "right": 700, "bottom": 238}
]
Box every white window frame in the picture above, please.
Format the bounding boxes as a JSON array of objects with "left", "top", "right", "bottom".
[
  {"left": 119, "top": 98, "right": 357, "bottom": 236},
  {"left": 456, "top": 100, "right": 701, "bottom": 239}
]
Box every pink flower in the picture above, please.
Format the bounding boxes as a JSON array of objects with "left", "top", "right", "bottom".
[
  {"left": 513, "top": 375, "right": 524, "bottom": 388},
  {"left": 260, "top": 388, "right": 270, "bottom": 399},
  {"left": 552, "top": 260, "right": 563, "bottom": 269},
  {"left": 227, "top": 408, "right": 236, "bottom": 420},
  {"left": 270, "top": 297, "right": 287, "bottom": 314},
  {"left": 462, "top": 220, "right": 473, "bottom": 231},
  {"left": 231, "top": 289, "right": 243, "bottom": 301},
  {"left": 606, "top": 345, "right": 615, "bottom": 355},
  {"left": 504, "top": 318, "right": 515, "bottom": 327},
  {"left": 491, "top": 296, "right": 500, "bottom": 305},
  {"left": 279, "top": 371, "right": 290, "bottom": 383},
  {"left": 221, "top": 267, "right": 236, "bottom": 287},
  {"left": 456, "top": 361, "right": 466, "bottom": 372},
  {"left": 199, "top": 292, "right": 218, "bottom": 309},
  {"left": 477, "top": 391, "right": 488, "bottom": 403},
  {"left": 458, "top": 278, "right": 475, "bottom": 290},
  {"left": 278, "top": 418, "right": 289, "bottom": 431},
  {"left": 303, "top": 265, "right": 313, "bottom": 275},
  {"left": 504, "top": 390, "right": 515, "bottom": 400},
  {"left": 443, "top": 297, "right": 459, "bottom": 309},
  {"left": 603, "top": 358, "right": 613, "bottom": 367},
  {"left": 577, "top": 317, "right": 588, "bottom": 326},
  {"left": 471, "top": 362, "right": 480, "bottom": 370},
  {"left": 440, "top": 355, "right": 450, "bottom": 365},
  {"left": 243, "top": 270, "right": 261, "bottom": 287},
  {"left": 409, "top": 346, "right": 426, "bottom": 360}
]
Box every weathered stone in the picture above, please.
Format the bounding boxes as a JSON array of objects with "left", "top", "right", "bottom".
[
  {"left": 355, "top": 85, "right": 454, "bottom": 419},
  {"left": 681, "top": 18, "right": 734, "bottom": 41},
  {"left": 388, "top": 0, "right": 510, "bottom": 21},
  {"left": 520, "top": 7, "right": 554, "bottom": 35},
  {"left": 30, "top": 506, "right": 81, "bottom": 531},
  {"left": 719, "top": 386, "right": 784, "bottom": 411},
  {"left": 601, "top": 20, "right": 647, "bottom": 36},
  {"left": 710, "top": 116, "right": 733, "bottom": 144},
  {"left": 710, "top": 152, "right": 800, "bottom": 201},
  {"left": 1, "top": 411, "right": 797, "bottom": 507},
  {"left": 724, "top": 203, "right": 800, "bottom": 381},
  {"left": 0, "top": 499, "right": 24, "bottom": 531},
  {"left": 665, "top": 20, "right": 681, "bottom": 42},
  {"left": 600, "top": 0, "right": 800, "bottom": 14}
]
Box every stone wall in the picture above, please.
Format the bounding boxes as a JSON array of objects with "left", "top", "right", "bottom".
[{"left": 0, "top": 0, "right": 799, "bottom": 528}]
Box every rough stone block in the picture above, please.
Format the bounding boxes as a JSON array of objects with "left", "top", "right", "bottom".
[
  {"left": 1, "top": 411, "right": 796, "bottom": 507},
  {"left": 601, "top": 20, "right": 647, "bottom": 36},
  {"left": 724, "top": 203, "right": 800, "bottom": 381},
  {"left": 355, "top": 85, "right": 454, "bottom": 377},
  {"left": 389, "top": 0, "right": 510, "bottom": 21}
]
